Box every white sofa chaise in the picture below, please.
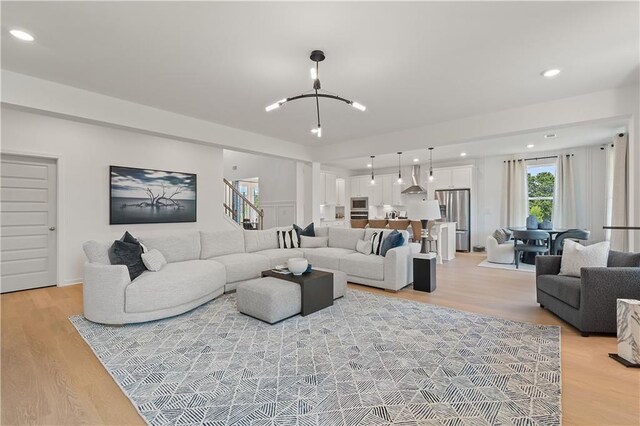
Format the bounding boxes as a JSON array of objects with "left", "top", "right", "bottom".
[
  {"left": 82, "top": 227, "right": 418, "bottom": 324},
  {"left": 82, "top": 232, "right": 226, "bottom": 325}
]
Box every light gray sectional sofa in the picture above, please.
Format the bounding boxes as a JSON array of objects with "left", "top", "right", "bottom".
[{"left": 82, "top": 227, "right": 418, "bottom": 324}]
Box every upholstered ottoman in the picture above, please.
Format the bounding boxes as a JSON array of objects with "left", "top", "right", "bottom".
[
  {"left": 236, "top": 277, "right": 301, "bottom": 324},
  {"left": 314, "top": 267, "right": 347, "bottom": 299}
]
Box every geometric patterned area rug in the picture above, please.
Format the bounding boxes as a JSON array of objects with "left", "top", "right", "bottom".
[{"left": 70, "top": 290, "right": 561, "bottom": 425}]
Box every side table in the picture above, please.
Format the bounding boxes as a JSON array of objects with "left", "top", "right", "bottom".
[{"left": 413, "top": 252, "right": 437, "bottom": 292}]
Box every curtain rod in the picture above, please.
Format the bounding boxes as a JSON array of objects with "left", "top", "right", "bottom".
[{"left": 503, "top": 154, "right": 573, "bottom": 163}]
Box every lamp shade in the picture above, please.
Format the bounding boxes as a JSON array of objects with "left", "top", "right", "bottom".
[{"left": 421, "top": 199, "right": 441, "bottom": 221}]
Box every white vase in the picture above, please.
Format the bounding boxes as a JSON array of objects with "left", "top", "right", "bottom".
[
  {"left": 617, "top": 299, "right": 640, "bottom": 365},
  {"left": 287, "top": 258, "right": 308, "bottom": 276}
]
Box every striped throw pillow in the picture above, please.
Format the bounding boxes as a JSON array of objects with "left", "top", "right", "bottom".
[
  {"left": 370, "top": 230, "right": 386, "bottom": 256},
  {"left": 277, "top": 229, "right": 299, "bottom": 249}
]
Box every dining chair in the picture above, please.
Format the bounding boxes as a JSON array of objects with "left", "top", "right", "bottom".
[
  {"left": 512, "top": 229, "right": 551, "bottom": 269},
  {"left": 552, "top": 229, "right": 591, "bottom": 255}
]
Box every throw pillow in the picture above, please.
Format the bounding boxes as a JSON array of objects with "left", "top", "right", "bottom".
[
  {"left": 293, "top": 222, "right": 315, "bottom": 245},
  {"left": 501, "top": 228, "right": 512, "bottom": 241},
  {"left": 108, "top": 232, "right": 146, "bottom": 280},
  {"left": 300, "top": 236, "right": 328, "bottom": 248},
  {"left": 492, "top": 229, "right": 507, "bottom": 244},
  {"left": 277, "top": 229, "right": 299, "bottom": 249},
  {"left": 141, "top": 249, "right": 167, "bottom": 272},
  {"left": 380, "top": 230, "right": 404, "bottom": 256},
  {"left": 559, "top": 240, "right": 610, "bottom": 277},
  {"left": 356, "top": 239, "right": 372, "bottom": 255},
  {"left": 370, "top": 230, "right": 386, "bottom": 256}
]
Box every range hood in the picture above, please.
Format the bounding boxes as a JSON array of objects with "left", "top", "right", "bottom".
[{"left": 401, "top": 165, "right": 427, "bottom": 194}]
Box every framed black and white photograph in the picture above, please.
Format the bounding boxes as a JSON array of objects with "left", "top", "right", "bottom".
[{"left": 110, "top": 166, "right": 197, "bottom": 224}]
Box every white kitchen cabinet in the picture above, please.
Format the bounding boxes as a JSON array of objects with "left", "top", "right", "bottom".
[
  {"left": 325, "top": 173, "right": 336, "bottom": 205},
  {"left": 350, "top": 177, "right": 360, "bottom": 197},
  {"left": 392, "top": 182, "right": 403, "bottom": 206},
  {"left": 431, "top": 166, "right": 473, "bottom": 190},
  {"left": 451, "top": 167, "right": 472, "bottom": 189},
  {"left": 382, "top": 175, "right": 394, "bottom": 205},
  {"left": 336, "top": 178, "right": 345, "bottom": 206},
  {"left": 319, "top": 172, "right": 337, "bottom": 205}
]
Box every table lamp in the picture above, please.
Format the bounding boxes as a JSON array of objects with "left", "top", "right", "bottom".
[{"left": 420, "top": 199, "right": 442, "bottom": 254}]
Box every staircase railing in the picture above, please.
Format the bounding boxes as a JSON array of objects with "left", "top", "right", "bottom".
[{"left": 223, "top": 178, "right": 264, "bottom": 230}]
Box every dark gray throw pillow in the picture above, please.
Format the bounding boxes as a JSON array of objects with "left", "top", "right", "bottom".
[
  {"left": 380, "top": 230, "right": 404, "bottom": 256},
  {"left": 293, "top": 222, "right": 315, "bottom": 243},
  {"left": 108, "top": 232, "right": 146, "bottom": 280}
]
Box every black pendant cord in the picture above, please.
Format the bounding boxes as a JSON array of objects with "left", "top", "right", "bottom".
[{"left": 315, "top": 89, "right": 321, "bottom": 129}]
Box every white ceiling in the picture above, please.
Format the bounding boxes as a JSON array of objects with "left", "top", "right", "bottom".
[
  {"left": 329, "top": 119, "right": 627, "bottom": 171},
  {"left": 1, "top": 2, "right": 638, "bottom": 147}
]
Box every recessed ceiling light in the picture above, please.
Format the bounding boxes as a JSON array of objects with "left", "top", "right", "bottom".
[
  {"left": 367, "top": 163, "right": 372, "bottom": 168},
  {"left": 541, "top": 69, "right": 561, "bottom": 78},
  {"left": 527, "top": 144, "right": 535, "bottom": 148},
  {"left": 460, "top": 152, "right": 467, "bottom": 157},
  {"left": 544, "top": 133, "right": 557, "bottom": 139},
  {"left": 9, "top": 29, "right": 34, "bottom": 42},
  {"left": 413, "top": 158, "right": 419, "bottom": 162}
]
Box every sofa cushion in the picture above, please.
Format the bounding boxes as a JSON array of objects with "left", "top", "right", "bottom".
[
  {"left": 212, "top": 253, "right": 270, "bottom": 283},
  {"left": 340, "top": 253, "right": 384, "bottom": 281},
  {"left": 560, "top": 240, "right": 609, "bottom": 277},
  {"left": 380, "top": 230, "right": 404, "bottom": 256},
  {"left": 256, "top": 248, "right": 304, "bottom": 268},
  {"left": 108, "top": 238, "right": 146, "bottom": 281},
  {"left": 302, "top": 247, "right": 355, "bottom": 270},
  {"left": 139, "top": 232, "right": 201, "bottom": 263},
  {"left": 364, "top": 228, "right": 410, "bottom": 243},
  {"left": 83, "top": 240, "right": 113, "bottom": 264},
  {"left": 300, "top": 236, "right": 328, "bottom": 248},
  {"left": 200, "top": 230, "right": 244, "bottom": 259},
  {"left": 328, "top": 228, "right": 365, "bottom": 250},
  {"left": 244, "top": 229, "right": 278, "bottom": 253},
  {"left": 608, "top": 250, "right": 640, "bottom": 267},
  {"left": 125, "top": 260, "right": 226, "bottom": 313},
  {"left": 315, "top": 227, "right": 329, "bottom": 238},
  {"left": 537, "top": 274, "right": 582, "bottom": 309}
]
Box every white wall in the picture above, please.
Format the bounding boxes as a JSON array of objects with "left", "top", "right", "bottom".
[
  {"left": 223, "top": 150, "right": 297, "bottom": 228},
  {"left": 1, "top": 107, "right": 230, "bottom": 285}
]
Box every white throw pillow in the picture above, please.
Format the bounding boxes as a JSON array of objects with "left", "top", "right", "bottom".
[
  {"left": 141, "top": 249, "right": 167, "bottom": 272},
  {"left": 559, "top": 240, "right": 610, "bottom": 277},
  {"left": 356, "top": 239, "right": 372, "bottom": 255},
  {"left": 300, "top": 236, "right": 328, "bottom": 248},
  {"left": 277, "top": 229, "right": 299, "bottom": 248}
]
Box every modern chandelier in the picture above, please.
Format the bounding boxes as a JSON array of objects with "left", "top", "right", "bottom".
[{"left": 265, "top": 50, "right": 366, "bottom": 138}]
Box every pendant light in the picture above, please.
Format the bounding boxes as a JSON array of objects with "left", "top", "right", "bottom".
[
  {"left": 428, "top": 147, "right": 434, "bottom": 181},
  {"left": 370, "top": 156, "right": 376, "bottom": 184},
  {"left": 397, "top": 152, "right": 403, "bottom": 183},
  {"left": 265, "top": 50, "right": 366, "bottom": 138}
]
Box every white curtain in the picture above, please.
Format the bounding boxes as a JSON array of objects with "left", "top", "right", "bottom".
[
  {"left": 501, "top": 159, "right": 527, "bottom": 227},
  {"left": 609, "top": 133, "right": 630, "bottom": 251},
  {"left": 552, "top": 155, "right": 577, "bottom": 229}
]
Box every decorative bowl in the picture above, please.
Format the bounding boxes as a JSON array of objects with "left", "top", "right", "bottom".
[{"left": 287, "top": 258, "right": 308, "bottom": 276}]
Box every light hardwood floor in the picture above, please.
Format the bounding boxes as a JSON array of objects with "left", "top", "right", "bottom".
[{"left": 1, "top": 253, "right": 639, "bottom": 425}]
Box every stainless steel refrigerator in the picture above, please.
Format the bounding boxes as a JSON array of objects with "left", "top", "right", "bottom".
[{"left": 435, "top": 189, "right": 471, "bottom": 252}]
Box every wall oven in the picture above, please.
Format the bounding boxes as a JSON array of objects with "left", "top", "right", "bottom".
[{"left": 350, "top": 197, "right": 368, "bottom": 210}]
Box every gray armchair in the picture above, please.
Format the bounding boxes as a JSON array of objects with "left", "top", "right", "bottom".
[{"left": 535, "top": 251, "right": 640, "bottom": 336}]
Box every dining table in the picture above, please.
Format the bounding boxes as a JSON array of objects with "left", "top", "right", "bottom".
[{"left": 508, "top": 227, "right": 568, "bottom": 264}]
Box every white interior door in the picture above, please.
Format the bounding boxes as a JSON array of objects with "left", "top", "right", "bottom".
[{"left": 1, "top": 154, "right": 57, "bottom": 293}]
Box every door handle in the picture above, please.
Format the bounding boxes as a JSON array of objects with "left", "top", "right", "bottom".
[{"left": 49, "top": 227, "right": 56, "bottom": 231}]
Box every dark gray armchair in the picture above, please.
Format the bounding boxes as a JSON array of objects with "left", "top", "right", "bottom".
[{"left": 536, "top": 251, "right": 640, "bottom": 336}]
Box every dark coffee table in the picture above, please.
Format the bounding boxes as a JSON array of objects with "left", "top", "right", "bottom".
[{"left": 261, "top": 269, "right": 333, "bottom": 316}]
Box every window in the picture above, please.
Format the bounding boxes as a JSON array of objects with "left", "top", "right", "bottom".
[{"left": 527, "top": 164, "right": 555, "bottom": 222}]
